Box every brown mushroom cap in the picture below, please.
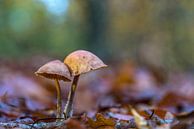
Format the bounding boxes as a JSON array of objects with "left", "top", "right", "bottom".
[
  {"left": 64, "top": 50, "right": 107, "bottom": 76},
  {"left": 35, "top": 60, "right": 71, "bottom": 81}
]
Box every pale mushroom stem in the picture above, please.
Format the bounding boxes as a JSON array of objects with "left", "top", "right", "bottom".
[
  {"left": 55, "top": 79, "right": 63, "bottom": 119},
  {"left": 64, "top": 75, "right": 80, "bottom": 119}
]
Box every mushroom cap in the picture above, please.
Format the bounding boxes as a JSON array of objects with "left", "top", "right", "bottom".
[
  {"left": 64, "top": 50, "right": 107, "bottom": 76},
  {"left": 35, "top": 60, "right": 71, "bottom": 81}
]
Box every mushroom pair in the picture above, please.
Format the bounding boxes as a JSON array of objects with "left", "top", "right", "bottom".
[{"left": 35, "top": 50, "right": 107, "bottom": 119}]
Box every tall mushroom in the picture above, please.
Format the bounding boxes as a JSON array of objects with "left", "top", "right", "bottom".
[
  {"left": 63, "top": 50, "right": 107, "bottom": 119},
  {"left": 35, "top": 60, "right": 71, "bottom": 118}
]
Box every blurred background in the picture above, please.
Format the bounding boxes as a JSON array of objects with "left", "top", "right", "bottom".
[
  {"left": 0, "top": 0, "right": 194, "bottom": 121},
  {"left": 0, "top": 0, "right": 194, "bottom": 70}
]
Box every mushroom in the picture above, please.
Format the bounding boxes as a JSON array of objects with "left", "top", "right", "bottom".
[
  {"left": 63, "top": 50, "right": 107, "bottom": 119},
  {"left": 35, "top": 60, "right": 71, "bottom": 118}
]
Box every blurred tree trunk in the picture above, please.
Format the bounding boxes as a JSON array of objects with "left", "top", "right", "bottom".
[{"left": 84, "top": 0, "right": 109, "bottom": 58}]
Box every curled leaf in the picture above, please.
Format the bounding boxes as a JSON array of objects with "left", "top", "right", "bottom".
[{"left": 131, "top": 108, "right": 149, "bottom": 129}]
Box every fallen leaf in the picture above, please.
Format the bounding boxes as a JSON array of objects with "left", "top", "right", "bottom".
[
  {"left": 86, "top": 113, "right": 115, "bottom": 129},
  {"left": 131, "top": 108, "right": 150, "bottom": 129}
]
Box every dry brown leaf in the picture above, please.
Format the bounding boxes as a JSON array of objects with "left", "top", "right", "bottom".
[
  {"left": 66, "top": 119, "right": 86, "bottom": 129},
  {"left": 86, "top": 113, "right": 115, "bottom": 129},
  {"left": 175, "top": 111, "right": 194, "bottom": 124},
  {"left": 140, "top": 109, "right": 172, "bottom": 120}
]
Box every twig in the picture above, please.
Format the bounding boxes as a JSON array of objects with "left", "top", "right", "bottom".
[
  {"left": 115, "top": 119, "right": 136, "bottom": 129},
  {"left": 0, "top": 122, "right": 32, "bottom": 129},
  {"left": 30, "top": 118, "right": 64, "bottom": 129},
  {"left": 144, "top": 110, "right": 174, "bottom": 125},
  {"left": 0, "top": 121, "right": 66, "bottom": 129}
]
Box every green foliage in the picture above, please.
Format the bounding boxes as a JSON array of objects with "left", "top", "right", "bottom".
[
  {"left": 1, "top": 0, "right": 194, "bottom": 70},
  {"left": 0, "top": 0, "right": 86, "bottom": 59}
]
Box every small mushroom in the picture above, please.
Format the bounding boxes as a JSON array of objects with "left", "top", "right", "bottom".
[
  {"left": 35, "top": 60, "right": 71, "bottom": 118},
  {"left": 63, "top": 50, "right": 107, "bottom": 119}
]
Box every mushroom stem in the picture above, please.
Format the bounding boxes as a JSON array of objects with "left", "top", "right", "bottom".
[
  {"left": 64, "top": 75, "right": 80, "bottom": 119},
  {"left": 55, "top": 79, "right": 63, "bottom": 119}
]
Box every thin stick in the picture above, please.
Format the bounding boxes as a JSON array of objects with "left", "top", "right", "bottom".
[
  {"left": 0, "top": 120, "right": 66, "bottom": 129},
  {"left": 30, "top": 117, "right": 64, "bottom": 129},
  {"left": 64, "top": 75, "right": 80, "bottom": 119}
]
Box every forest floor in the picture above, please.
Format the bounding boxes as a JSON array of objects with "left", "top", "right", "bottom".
[{"left": 0, "top": 60, "right": 194, "bottom": 129}]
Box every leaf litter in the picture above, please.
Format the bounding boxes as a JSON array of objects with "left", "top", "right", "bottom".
[{"left": 0, "top": 60, "right": 194, "bottom": 129}]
